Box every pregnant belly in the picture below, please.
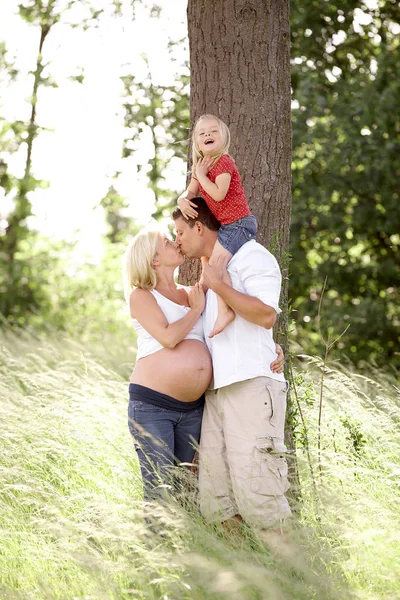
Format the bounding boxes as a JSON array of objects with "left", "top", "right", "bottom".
[{"left": 131, "top": 340, "right": 213, "bottom": 402}]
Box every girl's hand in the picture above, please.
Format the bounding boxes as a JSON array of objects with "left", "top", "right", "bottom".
[
  {"left": 178, "top": 197, "right": 199, "bottom": 219},
  {"left": 196, "top": 156, "right": 214, "bottom": 178},
  {"left": 187, "top": 282, "right": 205, "bottom": 313}
]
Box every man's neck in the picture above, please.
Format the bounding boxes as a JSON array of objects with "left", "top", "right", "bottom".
[{"left": 202, "top": 233, "right": 218, "bottom": 258}]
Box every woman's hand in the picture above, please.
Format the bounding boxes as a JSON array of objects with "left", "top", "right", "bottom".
[
  {"left": 270, "top": 343, "right": 285, "bottom": 374},
  {"left": 196, "top": 156, "right": 214, "bottom": 178},
  {"left": 178, "top": 197, "right": 199, "bottom": 220},
  {"left": 187, "top": 282, "right": 205, "bottom": 314}
]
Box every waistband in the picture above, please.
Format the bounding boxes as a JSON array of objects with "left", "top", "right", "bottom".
[{"left": 128, "top": 383, "right": 205, "bottom": 413}]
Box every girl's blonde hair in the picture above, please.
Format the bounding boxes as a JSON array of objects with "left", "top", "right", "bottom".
[
  {"left": 123, "top": 228, "right": 160, "bottom": 299},
  {"left": 191, "top": 114, "right": 231, "bottom": 177}
]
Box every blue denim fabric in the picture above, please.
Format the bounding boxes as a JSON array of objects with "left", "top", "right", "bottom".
[
  {"left": 217, "top": 214, "right": 257, "bottom": 255},
  {"left": 128, "top": 399, "right": 203, "bottom": 500}
]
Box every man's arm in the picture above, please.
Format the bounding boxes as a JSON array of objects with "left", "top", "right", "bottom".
[
  {"left": 204, "top": 278, "right": 277, "bottom": 329},
  {"left": 202, "top": 249, "right": 281, "bottom": 330}
]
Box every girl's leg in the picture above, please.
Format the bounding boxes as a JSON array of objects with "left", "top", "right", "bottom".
[{"left": 207, "top": 241, "right": 235, "bottom": 338}]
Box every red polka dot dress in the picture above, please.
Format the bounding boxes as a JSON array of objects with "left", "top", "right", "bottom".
[{"left": 196, "top": 154, "right": 251, "bottom": 225}]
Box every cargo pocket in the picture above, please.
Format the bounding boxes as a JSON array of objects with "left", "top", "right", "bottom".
[
  {"left": 265, "top": 379, "right": 288, "bottom": 430},
  {"left": 260, "top": 380, "right": 289, "bottom": 454},
  {"left": 250, "top": 441, "right": 290, "bottom": 495}
]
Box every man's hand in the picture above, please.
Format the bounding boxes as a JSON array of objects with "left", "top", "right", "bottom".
[
  {"left": 271, "top": 343, "right": 285, "bottom": 374},
  {"left": 202, "top": 257, "right": 226, "bottom": 292}
]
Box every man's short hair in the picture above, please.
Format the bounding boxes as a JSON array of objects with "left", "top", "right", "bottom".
[{"left": 172, "top": 197, "right": 220, "bottom": 231}]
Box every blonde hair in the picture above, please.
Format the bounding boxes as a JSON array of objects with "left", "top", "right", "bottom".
[
  {"left": 123, "top": 228, "right": 160, "bottom": 299},
  {"left": 191, "top": 114, "right": 231, "bottom": 177}
]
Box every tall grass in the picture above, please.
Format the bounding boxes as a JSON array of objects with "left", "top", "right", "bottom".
[{"left": 1, "top": 328, "right": 399, "bottom": 599}]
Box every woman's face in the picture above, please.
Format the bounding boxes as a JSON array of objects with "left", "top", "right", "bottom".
[
  {"left": 196, "top": 118, "right": 223, "bottom": 156},
  {"left": 155, "top": 233, "right": 184, "bottom": 268}
]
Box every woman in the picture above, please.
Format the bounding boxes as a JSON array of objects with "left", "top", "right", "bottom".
[
  {"left": 124, "top": 227, "right": 284, "bottom": 501},
  {"left": 124, "top": 228, "right": 212, "bottom": 500}
]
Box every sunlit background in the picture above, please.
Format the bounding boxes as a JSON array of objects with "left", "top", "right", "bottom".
[
  {"left": 0, "top": 0, "right": 187, "bottom": 253},
  {"left": 1, "top": 5, "right": 400, "bottom": 596}
]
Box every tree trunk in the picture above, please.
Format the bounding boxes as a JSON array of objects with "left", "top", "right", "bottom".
[
  {"left": 183, "top": 0, "right": 300, "bottom": 500},
  {"left": 181, "top": 0, "right": 292, "bottom": 313}
]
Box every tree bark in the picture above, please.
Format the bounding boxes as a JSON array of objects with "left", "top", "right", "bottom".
[
  {"left": 183, "top": 0, "right": 293, "bottom": 353},
  {"left": 183, "top": 0, "right": 291, "bottom": 261},
  {"left": 183, "top": 0, "right": 300, "bottom": 500},
  {"left": 180, "top": 0, "right": 292, "bottom": 332}
]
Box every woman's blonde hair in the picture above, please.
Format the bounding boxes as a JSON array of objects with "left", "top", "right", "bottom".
[
  {"left": 191, "top": 114, "right": 231, "bottom": 177},
  {"left": 123, "top": 228, "right": 160, "bottom": 299}
]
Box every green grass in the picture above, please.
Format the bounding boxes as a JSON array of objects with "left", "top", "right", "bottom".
[{"left": 1, "top": 328, "right": 399, "bottom": 599}]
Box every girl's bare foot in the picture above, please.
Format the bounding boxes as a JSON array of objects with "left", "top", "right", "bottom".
[{"left": 209, "top": 307, "right": 235, "bottom": 338}]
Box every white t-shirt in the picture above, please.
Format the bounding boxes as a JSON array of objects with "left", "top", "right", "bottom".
[
  {"left": 132, "top": 287, "right": 204, "bottom": 360},
  {"left": 203, "top": 240, "right": 285, "bottom": 390}
]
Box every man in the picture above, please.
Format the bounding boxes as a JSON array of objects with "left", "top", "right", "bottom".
[{"left": 173, "top": 198, "right": 291, "bottom": 531}]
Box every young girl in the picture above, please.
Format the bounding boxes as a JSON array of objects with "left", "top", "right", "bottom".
[{"left": 178, "top": 114, "right": 257, "bottom": 337}]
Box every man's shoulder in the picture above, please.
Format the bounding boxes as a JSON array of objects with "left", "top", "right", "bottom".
[{"left": 231, "top": 240, "right": 279, "bottom": 267}]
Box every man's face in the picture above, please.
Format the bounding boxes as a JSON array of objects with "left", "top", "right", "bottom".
[{"left": 174, "top": 217, "right": 205, "bottom": 259}]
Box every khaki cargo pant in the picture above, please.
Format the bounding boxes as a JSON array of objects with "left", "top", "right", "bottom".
[{"left": 198, "top": 376, "right": 292, "bottom": 529}]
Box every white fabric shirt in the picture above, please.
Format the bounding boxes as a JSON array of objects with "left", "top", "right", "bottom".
[
  {"left": 203, "top": 240, "right": 285, "bottom": 390},
  {"left": 132, "top": 287, "right": 204, "bottom": 360}
]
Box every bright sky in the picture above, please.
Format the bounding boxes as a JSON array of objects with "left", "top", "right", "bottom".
[{"left": 0, "top": 0, "right": 188, "bottom": 251}]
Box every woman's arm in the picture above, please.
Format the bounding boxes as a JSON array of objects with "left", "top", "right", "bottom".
[
  {"left": 271, "top": 343, "right": 285, "bottom": 374},
  {"left": 130, "top": 285, "right": 204, "bottom": 349},
  {"left": 204, "top": 279, "right": 277, "bottom": 329}
]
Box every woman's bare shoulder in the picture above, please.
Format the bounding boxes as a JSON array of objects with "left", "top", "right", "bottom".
[{"left": 129, "top": 288, "right": 154, "bottom": 306}]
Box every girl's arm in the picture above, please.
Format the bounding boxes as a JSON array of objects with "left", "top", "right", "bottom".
[
  {"left": 178, "top": 177, "right": 200, "bottom": 218},
  {"left": 178, "top": 177, "right": 199, "bottom": 201},
  {"left": 196, "top": 157, "right": 231, "bottom": 202},
  {"left": 130, "top": 285, "right": 204, "bottom": 349}
]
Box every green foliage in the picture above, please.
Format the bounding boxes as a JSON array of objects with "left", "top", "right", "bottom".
[
  {"left": 0, "top": 233, "right": 129, "bottom": 344},
  {"left": 1, "top": 1, "right": 59, "bottom": 332},
  {"left": 100, "top": 184, "right": 140, "bottom": 244},
  {"left": 289, "top": 370, "right": 317, "bottom": 449},
  {"left": 290, "top": 1, "right": 400, "bottom": 368},
  {"left": 46, "top": 239, "right": 129, "bottom": 341},
  {"left": 0, "top": 233, "right": 58, "bottom": 327},
  {"left": 0, "top": 44, "right": 21, "bottom": 200},
  {"left": 120, "top": 47, "right": 190, "bottom": 221},
  {"left": 0, "top": 0, "right": 136, "bottom": 329}
]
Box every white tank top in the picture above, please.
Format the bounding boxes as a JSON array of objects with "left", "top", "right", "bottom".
[{"left": 132, "top": 287, "right": 205, "bottom": 360}]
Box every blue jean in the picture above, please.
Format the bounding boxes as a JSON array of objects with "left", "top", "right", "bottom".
[
  {"left": 217, "top": 214, "right": 257, "bottom": 255},
  {"left": 128, "top": 400, "right": 203, "bottom": 500}
]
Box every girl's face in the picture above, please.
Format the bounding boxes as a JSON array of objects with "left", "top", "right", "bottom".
[
  {"left": 154, "top": 233, "right": 184, "bottom": 268},
  {"left": 196, "top": 118, "right": 223, "bottom": 156}
]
